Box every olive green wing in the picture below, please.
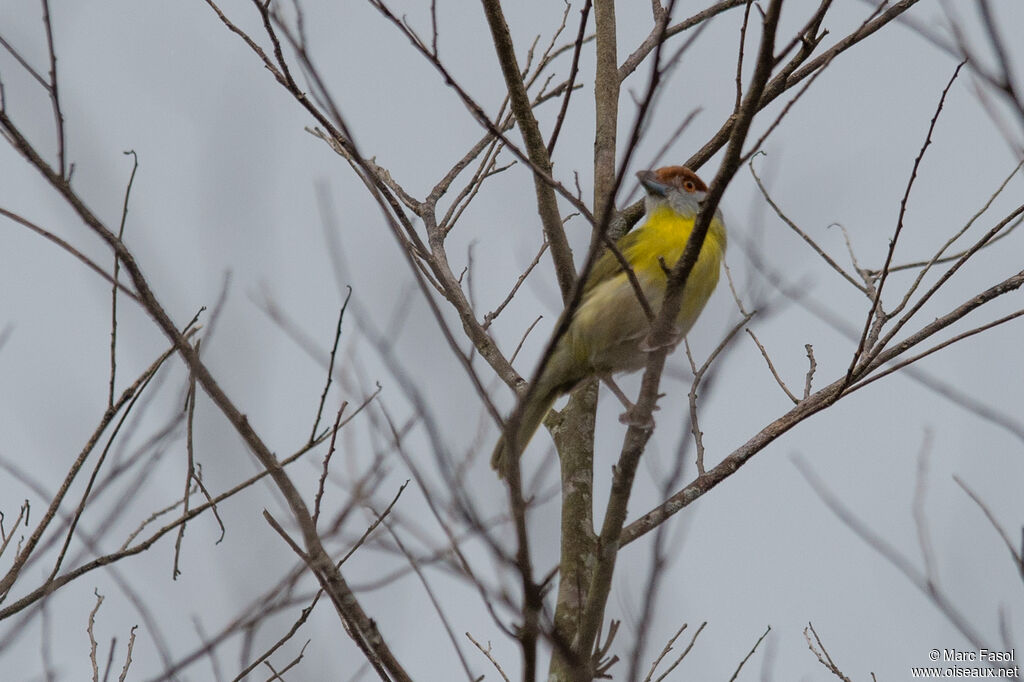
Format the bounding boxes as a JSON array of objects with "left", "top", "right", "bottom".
[{"left": 581, "top": 229, "right": 644, "bottom": 297}]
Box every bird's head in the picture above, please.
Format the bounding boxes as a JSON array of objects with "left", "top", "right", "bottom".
[
  {"left": 636, "top": 166, "right": 711, "bottom": 220},
  {"left": 636, "top": 165, "right": 707, "bottom": 197}
]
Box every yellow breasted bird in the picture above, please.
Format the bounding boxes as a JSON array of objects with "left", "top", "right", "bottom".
[{"left": 491, "top": 166, "right": 727, "bottom": 477}]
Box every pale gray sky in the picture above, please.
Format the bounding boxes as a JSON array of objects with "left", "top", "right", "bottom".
[{"left": 2, "top": 1, "right": 1023, "bottom": 680}]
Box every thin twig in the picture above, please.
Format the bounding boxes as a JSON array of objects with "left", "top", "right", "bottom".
[
  {"left": 173, "top": 343, "right": 200, "bottom": 580},
  {"left": 690, "top": 313, "right": 753, "bottom": 474},
  {"left": 739, "top": 0, "right": 835, "bottom": 163},
  {"left": 977, "top": 0, "right": 1023, "bottom": 123},
  {"left": 881, "top": 155, "right": 1024, "bottom": 292},
  {"left": 0, "top": 384, "right": 380, "bottom": 621},
  {"left": 846, "top": 61, "right": 966, "bottom": 381},
  {"left": 478, "top": 0, "right": 577, "bottom": 305},
  {"left": 804, "top": 623, "right": 853, "bottom": 682},
  {"left": 509, "top": 315, "right": 544, "bottom": 365},
  {"left": 40, "top": 0, "right": 66, "bottom": 177},
  {"left": 310, "top": 288, "right": 352, "bottom": 444},
  {"left": 618, "top": 0, "right": 747, "bottom": 81},
  {"left": 622, "top": 266, "right": 1024, "bottom": 545},
  {"left": 852, "top": 302, "right": 1024, "bottom": 398},
  {"left": 313, "top": 402, "right": 348, "bottom": 528},
  {"left": 109, "top": 150, "right": 139, "bottom": 407},
  {"left": 0, "top": 207, "right": 140, "bottom": 303},
  {"left": 0, "top": 501, "right": 29, "bottom": 561},
  {"left": 911, "top": 430, "right": 938, "bottom": 587},
  {"left": 261, "top": 640, "right": 309, "bottom": 680},
  {"left": 465, "top": 632, "right": 510, "bottom": 682},
  {"left": 89, "top": 590, "right": 104, "bottom": 682},
  {"left": 803, "top": 344, "right": 816, "bottom": 399},
  {"left": 0, "top": 327, "right": 195, "bottom": 601},
  {"left": 750, "top": 155, "right": 867, "bottom": 294},
  {"left": 547, "top": 0, "right": 591, "bottom": 155},
  {"left": 101, "top": 636, "right": 115, "bottom": 682},
  {"left": 1, "top": 95, "right": 410, "bottom": 666},
  {"left": 642, "top": 622, "right": 687, "bottom": 682},
  {"left": 795, "top": 458, "right": 997, "bottom": 661},
  {"left": 381, "top": 518, "right": 476, "bottom": 681},
  {"left": 599, "top": 230, "right": 655, "bottom": 322},
  {"left": 746, "top": 327, "right": 798, "bottom": 403},
  {"left": 117, "top": 626, "right": 138, "bottom": 682},
  {"left": 727, "top": 625, "right": 771, "bottom": 682},
  {"left": 232, "top": 483, "right": 406, "bottom": 682},
  {"left": 483, "top": 241, "right": 549, "bottom": 330},
  {"left": 723, "top": 259, "right": 750, "bottom": 316},
  {"left": 868, "top": 201, "right": 1024, "bottom": 370},
  {"left": 653, "top": 621, "right": 706, "bottom": 682},
  {"left": 954, "top": 476, "right": 1024, "bottom": 581},
  {"left": 734, "top": 0, "right": 754, "bottom": 113}
]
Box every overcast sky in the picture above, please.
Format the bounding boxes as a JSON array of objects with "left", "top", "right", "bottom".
[{"left": 2, "top": 1, "right": 1023, "bottom": 680}]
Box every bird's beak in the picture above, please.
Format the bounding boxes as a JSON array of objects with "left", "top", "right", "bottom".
[{"left": 636, "top": 170, "right": 668, "bottom": 197}]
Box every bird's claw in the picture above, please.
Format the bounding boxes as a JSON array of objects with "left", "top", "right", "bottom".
[{"left": 618, "top": 405, "right": 656, "bottom": 430}]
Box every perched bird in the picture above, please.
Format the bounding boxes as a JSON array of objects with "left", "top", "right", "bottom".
[{"left": 491, "top": 165, "right": 727, "bottom": 478}]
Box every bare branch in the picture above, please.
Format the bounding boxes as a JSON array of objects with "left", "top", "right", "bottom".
[
  {"left": 547, "top": 0, "right": 591, "bottom": 155},
  {"left": 310, "top": 288, "right": 352, "bottom": 444},
  {"left": 846, "top": 60, "right": 966, "bottom": 381},
  {"left": 690, "top": 313, "right": 753, "bottom": 474},
  {"left": 0, "top": 207, "right": 140, "bottom": 304},
  {"left": 39, "top": 0, "right": 66, "bottom": 177},
  {"left": 483, "top": 241, "right": 549, "bottom": 330},
  {"left": 313, "top": 402, "right": 348, "bottom": 528},
  {"left": 465, "top": 632, "right": 510, "bottom": 682},
  {"left": 911, "top": 431, "right": 938, "bottom": 587},
  {"left": 0, "top": 328, "right": 193, "bottom": 602},
  {"left": 648, "top": 621, "right": 706, "bottom": 682},
  {"left": 619, "top": 0, "right": 747, "bottom": 81},
  {"left": 88, "top": 590, "right": 104, "bottom": 682},
  {"left": 746, "top": 327, "right": 798, "bottom": 404},
  {"left": 728, "top": 626, "right": 771, "bottom": 682},
  {"left": 623, "top": 265, "right": 1024, "bottom": 546},
  {"left": 803, "top": 343, "right": 816, "bottom": 399},
  {"left": 795, "top": 458, "right": 998, "bottom": 662},
  {"left": 804, "top": 623, "right": 853, "bottom": 682},
  {"left": 173, "top": 349, "right": 200, "bottom": 580},
  {"left": 117, "top": 625, "right": 138, "bottom": 682},
  {"left": 954, "top": 476, "right": 1024, "bottom": 581},
  {"left": 579, "top": 0, "right": 784, "bottom": 659},
  {"left": 750, "top": 155, "right": 867, "bottom": 294},
  {"left": 380, "top": 519, "right": 476, "bottom": 682},
  {"left": 109, "top": 150, "right": 139, "bottom": 407},
  {"left": 479, "top": 0, "right": 576, "bottom": 301}
]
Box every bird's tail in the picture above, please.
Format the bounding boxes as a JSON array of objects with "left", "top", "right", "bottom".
[{"left": 490, "top": 384, "right": 561, "bottom": 480}]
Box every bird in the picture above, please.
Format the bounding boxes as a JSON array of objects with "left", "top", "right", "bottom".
[{"left": 491, "top": 165, "right": 727, "bottom": 478}]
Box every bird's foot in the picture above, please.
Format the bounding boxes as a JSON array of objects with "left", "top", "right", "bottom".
[
  {"left": 603, "top": 376, "right": 660, "bottom": 430},
  {"left": 618, "top": 404, "right": 656, "bottom": 430}
]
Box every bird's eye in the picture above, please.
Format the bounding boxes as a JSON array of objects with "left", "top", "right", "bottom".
[{"left": 683, "top": 181, "right": 696, "bottom": 192}]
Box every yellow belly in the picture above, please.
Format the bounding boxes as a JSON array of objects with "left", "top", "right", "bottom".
[{"left": 567, "top": 205, "right": 725, "bottom": 374}]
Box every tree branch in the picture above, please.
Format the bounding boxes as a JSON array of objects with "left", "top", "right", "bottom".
[{"left": 480, "top": 0, "right": 576, "bottom": 301}]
